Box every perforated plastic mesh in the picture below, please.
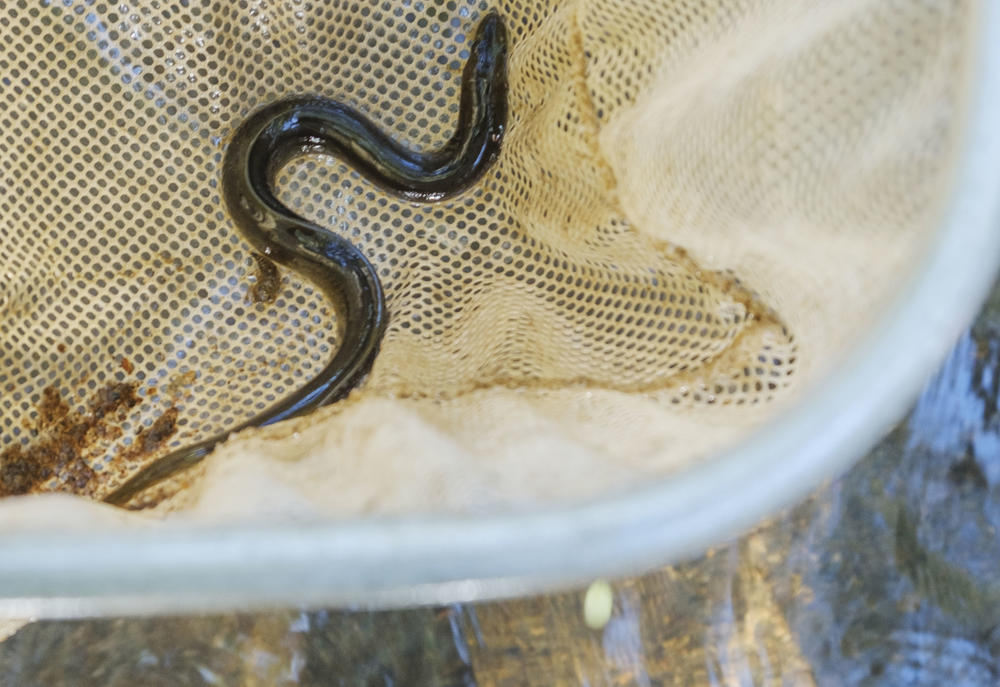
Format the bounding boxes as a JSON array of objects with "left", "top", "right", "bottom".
[{"left": 0, "top": 0, "right": 975, "bottom": 513}]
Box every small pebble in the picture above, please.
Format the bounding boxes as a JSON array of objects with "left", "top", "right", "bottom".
[{"left": 583, "top": 579, "right": 613, "bottom": 630}]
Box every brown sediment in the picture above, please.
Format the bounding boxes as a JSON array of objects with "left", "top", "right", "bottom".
[
  {"left": 0, "top": 383, "right": 140, "bottom": 498},
  {"left": 121, "top": 407, "right": 179, "bottom": 462},
  {"left": 0, "top": 446, "right": 47, "bottom": 496},
  {"left": 248, "top": 252, "right": 281, "bottom": 304},
  {"left": 63, "top": 460, "right": 97, "bottom": 493},
  {"left": 91, "top": 383, "right": 139, "bottom": 419},
  {"left": 120, "top": 356, "right": 134, "bottom": 374},
  {"left": 92, "top": 423, "right": 125, "bottom": 443},
  {"left": 36, "top": 386, "right": 70, "bottom": 428}
]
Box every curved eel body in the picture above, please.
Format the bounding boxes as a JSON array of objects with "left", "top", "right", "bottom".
[{"left": 103, "top": 11, "right": 508, "bottom": 506}]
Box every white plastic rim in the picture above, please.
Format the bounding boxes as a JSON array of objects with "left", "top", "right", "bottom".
[{"left": 1, "top": 3, "right": 999, "bottom": 617}]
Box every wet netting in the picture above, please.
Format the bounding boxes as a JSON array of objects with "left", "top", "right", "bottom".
[{"left": 0, "top": 0, "right": 973, "bottom": 516}]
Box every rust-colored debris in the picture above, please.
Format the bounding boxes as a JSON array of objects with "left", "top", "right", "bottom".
[
  {"left": 0, "top": 384, "right": 136, "bottom": 497},
  {"left": 249, "top": 252, "right": 281, "bottom": 304},
  {"left": 0, "top": 383, "right": 177, "bottom": 499},
  {"left": 120, "top": 407, "right": 179, "bottom": 463},
  {"left": 36, "top": 386, "right": 70, "bottom": 428}
]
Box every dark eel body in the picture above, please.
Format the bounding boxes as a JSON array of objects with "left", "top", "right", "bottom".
[{"left": 103, "top": 11, "right": 508, "bottom": 506}]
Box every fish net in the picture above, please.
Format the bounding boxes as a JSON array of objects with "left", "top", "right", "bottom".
[{"left": 0, "top": 0, "right": 974, "bottom": 518}]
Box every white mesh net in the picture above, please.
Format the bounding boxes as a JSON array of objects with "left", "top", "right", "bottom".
[{"left": 0, "top": 0, "right": 974, "bottom": 518}]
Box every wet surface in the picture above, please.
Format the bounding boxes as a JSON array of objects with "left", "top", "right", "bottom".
[{"left": 3, "top": 280, "right": 1000, "bottom": 685}]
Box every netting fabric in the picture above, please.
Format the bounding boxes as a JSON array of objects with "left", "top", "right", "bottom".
[{"left": 0, "top": 0, "right": 974, "bottom": 516}]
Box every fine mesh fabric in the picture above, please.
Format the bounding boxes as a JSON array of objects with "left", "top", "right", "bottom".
[{"left": 0, "top": 0, "right": 974, "bottom": 516}]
